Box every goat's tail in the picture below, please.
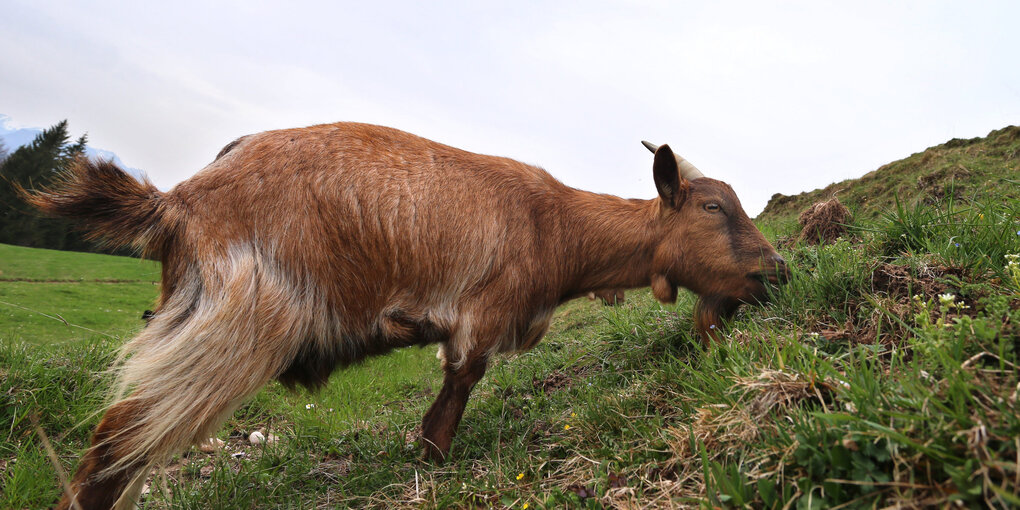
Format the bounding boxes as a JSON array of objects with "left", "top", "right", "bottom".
[{"left": 21, "top": 158, "right": 179, "bottom": 255}]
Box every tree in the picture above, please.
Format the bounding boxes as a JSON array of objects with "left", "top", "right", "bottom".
[
  {"left": 64, "top": 133, "right": 88, "bottom": 162},
  {"left": 0, "top": 120, "right": 97, "bottom": 252}
]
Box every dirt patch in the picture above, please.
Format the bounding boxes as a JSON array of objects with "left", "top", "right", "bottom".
[
  {"left": 567, "top": 483, "right": 598, "bottom": 500},
  {"left": 918, "top": 164, "right": 970, "bottom": 203},
  {"left": 534, "top": 370, "right": 571, "bottom": 393},
  {"left": 797, "top": 197, "right": 851, "bottom": 245},
  {"left": 381, "top": 385, "right": 434, "bottom": 412},
  {"left": 870, "top": 262, "right": 965, "bottom": 300},
  {"left": 529, "top": 363, "right": 599, "bottom": 396}
]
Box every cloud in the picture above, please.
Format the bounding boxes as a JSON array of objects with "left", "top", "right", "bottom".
[{"left": 1, "top": 1, "right": 1018, "bottom": 213}]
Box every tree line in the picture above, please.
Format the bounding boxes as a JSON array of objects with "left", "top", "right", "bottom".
[{"left": 0, "top": 120, "right": 131, "bottom": 255}]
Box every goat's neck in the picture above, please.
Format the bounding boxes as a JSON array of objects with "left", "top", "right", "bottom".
[{"left": 553, "top": 188, "right": 660, "bottom": 297}]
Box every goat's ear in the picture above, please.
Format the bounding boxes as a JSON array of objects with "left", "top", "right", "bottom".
[{"left": 652, "top": 144, "right": 688, "bottom": 208}]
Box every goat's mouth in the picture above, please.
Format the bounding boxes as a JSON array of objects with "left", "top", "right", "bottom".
[{"left": 748, "top": 268, "right": 790, "bottom": 286}]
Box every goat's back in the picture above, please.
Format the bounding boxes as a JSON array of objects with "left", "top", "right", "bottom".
[{"left": 163, "top": 123, "right": 568, "bottom": 341}]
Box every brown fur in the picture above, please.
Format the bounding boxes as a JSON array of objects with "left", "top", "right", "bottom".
[
  {"left": 24, "top": 122, "right": 788, "bottom": 509},
  {"left": 54, "top": 401, "right": 148, "bottom": 510}
]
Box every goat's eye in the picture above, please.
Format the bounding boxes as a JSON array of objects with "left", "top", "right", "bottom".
[{"left": 704, "top": 203, "right": 721, "bottom": 213}]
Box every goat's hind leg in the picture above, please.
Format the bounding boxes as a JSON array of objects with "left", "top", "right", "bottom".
[
  {"left": 59, "top": 312, "right": 296, "bottom": 508},
  {"left": 56, "top": 400, "right": 149, "bottom": 510}
]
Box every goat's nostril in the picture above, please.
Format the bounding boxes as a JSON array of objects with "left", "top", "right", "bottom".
[{"left": 763, "top": 253, "right": 791, "bottom": 284}]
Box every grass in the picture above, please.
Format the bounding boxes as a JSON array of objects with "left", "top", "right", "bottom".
[
  {"left": 0, "top": 281, "right": 157, "bottom": 344},
  {"left": 0, "top": 243, "right": 160, "bottom": 344},
  {"left": 0, "top": 243, "right": 160, "bottom": 282},
  {"left": 2, "top": 189, "right": 1020, "bottom": 508}
]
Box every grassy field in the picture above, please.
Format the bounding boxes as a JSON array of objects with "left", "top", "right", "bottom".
[
  {"left": 0, "top": 244, "right": 160, "bottom": 345},
  {"left": 0, "top": 243, "right": 161, "bottom": 282},
  {"left": 2, "top": 155, "right": 1020, "bottom": 507}
]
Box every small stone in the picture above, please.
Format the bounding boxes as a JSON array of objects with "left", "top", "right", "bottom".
[{"left": 198, "top": 438, "right": 224, "bottom": 453}]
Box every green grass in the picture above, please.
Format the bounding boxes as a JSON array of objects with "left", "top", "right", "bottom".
[
  {"left": 0, "top": 281, "right": 158, "bottom": 344},
  {"left": 2, "top": 183, "right": 1020, "bottom": 507},
  {"left": 0, "top": 244, "right": 160, "bottom": 345},
  {"left": 0, "top": 243, "right": 160, "bottom": 282}
]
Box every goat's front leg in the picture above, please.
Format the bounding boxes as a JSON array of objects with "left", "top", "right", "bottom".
[{"left": 421, "top": 350, "right": 488, "bottom": 462}]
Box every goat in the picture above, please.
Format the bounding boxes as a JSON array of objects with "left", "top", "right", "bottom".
[{"left": 26, "top": 122, "right": 788, "bottom": 509}]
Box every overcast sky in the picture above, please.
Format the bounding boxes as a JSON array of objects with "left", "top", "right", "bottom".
[{"left": 2, "top": 1, "right": 1018, "bottom": 215}]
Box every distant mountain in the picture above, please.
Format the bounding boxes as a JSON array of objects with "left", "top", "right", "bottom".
[
  {"left": 0, "top": 114, "right": 43, "bottom": 151},
  {"left": 0, "top": 114, "right": 145, "bottom": 179}
]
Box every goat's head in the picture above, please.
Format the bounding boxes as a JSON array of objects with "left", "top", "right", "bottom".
[{"left": 642, "top": 141, "right": 790, "bottom": 341}]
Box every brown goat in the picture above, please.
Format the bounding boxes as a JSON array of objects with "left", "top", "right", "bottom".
[{"left": 27, "top": 122, "right": 788, "bottom": 509}]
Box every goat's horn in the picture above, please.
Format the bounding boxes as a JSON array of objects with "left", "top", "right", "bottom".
[
  {"left": 675, "top": 155, "right": 705, "bottom": 180},
  {"left": 641, "top": 140, "right": 706, "bottom": 180}
]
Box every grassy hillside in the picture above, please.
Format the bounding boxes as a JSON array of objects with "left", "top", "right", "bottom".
[
  {"left": 2, "top": 161, "right": 1020, "bottom": 507},
  {"left": 758, "top": 126, "right": 1020, "bottom": 224}
]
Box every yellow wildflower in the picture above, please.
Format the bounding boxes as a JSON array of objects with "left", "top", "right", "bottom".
[
  {"left": 564, "top": 424, "right": 571, "bottom": 430},
  {"left": 516, "top": 472, "right": 524, "bottom": 480}
]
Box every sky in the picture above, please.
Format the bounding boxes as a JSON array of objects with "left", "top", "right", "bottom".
[{"left": 1, "top": 1, "right": 1018, "bottom": 216}]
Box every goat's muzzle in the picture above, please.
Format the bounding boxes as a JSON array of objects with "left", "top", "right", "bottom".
[{"left": 748, "top": 254, "right": 791, "bottom": 286}]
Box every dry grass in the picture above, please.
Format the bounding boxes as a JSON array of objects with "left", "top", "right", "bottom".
[{"left": 798, "top": 197, "right": 852, "bottom": 245}]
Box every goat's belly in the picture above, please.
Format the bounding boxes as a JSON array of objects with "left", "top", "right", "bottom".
[
  {"left": 512, "top": 307, "right": 555, "bottom": 353},
  {"left": 276, "top": 306, "right": 453, "bottom": 390}
]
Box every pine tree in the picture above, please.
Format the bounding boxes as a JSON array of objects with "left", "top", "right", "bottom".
[
  {"left": 0, "top": 120, "right": 96, "bottom": 251},
  {"left": 64, "top": 133, "right": 88, "bottom": 162}
]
